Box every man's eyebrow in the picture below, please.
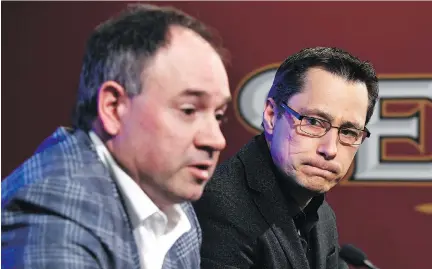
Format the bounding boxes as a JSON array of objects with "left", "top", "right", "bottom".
[
  {"left": 178, "top": 88, "right": 209, "bottom": 98},
  {"left": 178, "top": 88, "right": 232, "bottom": 106},
  {"left": 339, "top": 121, "right": 364, "bottom": 130},
  {"left": 300, "top": 108, "right": 363, "bottom": 129},
  {"left": 219, "top": 96, "right": 232, "bottom": 107},
  {"left": 300, "top": 108, "right": 334, "bottom": 122}
]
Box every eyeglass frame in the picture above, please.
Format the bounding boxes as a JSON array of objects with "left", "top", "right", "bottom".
[{"left": 279, "top": 102, "right": 371, "bottom": 145}]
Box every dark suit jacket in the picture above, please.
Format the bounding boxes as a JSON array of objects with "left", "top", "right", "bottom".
[{"left": 193, "top": 134, "right": 348, "bottom": 269}]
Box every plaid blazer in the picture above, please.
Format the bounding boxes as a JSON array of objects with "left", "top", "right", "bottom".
[{"left": 2, "top": 127, "right": 202, "bottom": 269}]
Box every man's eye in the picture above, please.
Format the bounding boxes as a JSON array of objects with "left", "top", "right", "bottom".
[
  {"left": 181, "top": 107, "right": 196, "bottom": 115},
  {"left": 305, "top": 117, "right": 323, "bottom": 127},
  {"left": 216, "top": 113, "right": 227, "bottom": 124},
  {"left": 341, "top": 128, "right": 361, "bottom": 138}
]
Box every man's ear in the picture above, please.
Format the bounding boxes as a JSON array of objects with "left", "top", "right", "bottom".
[
  {"left": 262, "top": 98, "right": 277, "bottom": 135},
  {"left": 97, "top": 81, "right": 128, "bottom": 136}
]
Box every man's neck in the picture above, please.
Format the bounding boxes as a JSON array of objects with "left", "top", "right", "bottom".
[
  {"left": 289, "top": 186, "right": 314, "bottom": 210},
  {"left": 90, "top": 127, "right": 177, "bottom": 212},
  {"left": 274, "top": 167, "right": 317, "bottom": 210}
]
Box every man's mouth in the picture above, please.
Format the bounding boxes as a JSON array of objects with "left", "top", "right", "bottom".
[
  {"left": 304, "top": 160, "right": 339, "bottom": 174},
  {"left": 188, "top": 162, "right": 212, "bottom": 182}
]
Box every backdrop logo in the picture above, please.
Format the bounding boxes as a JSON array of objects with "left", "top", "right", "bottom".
[{"left": 234, "top": 65, "right": 432, "bottom": 184}]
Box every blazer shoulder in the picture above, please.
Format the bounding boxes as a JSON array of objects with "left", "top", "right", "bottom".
[
  {"left": 2, "top": 130, "right": 112, "bottom": 207},
  {"left": 3, "top": 173, "right": 122, "bottom": 230},
  {"left": 1, "top": 131, "right": 124, "bottom": 234}
]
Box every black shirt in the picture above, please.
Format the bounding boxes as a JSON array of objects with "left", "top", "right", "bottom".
[
  {"left": 272, "top": 161, "right": 324, "bottom": 269},
  {"left": 292, "top": 195, "right": 323, "bottom": 269}
]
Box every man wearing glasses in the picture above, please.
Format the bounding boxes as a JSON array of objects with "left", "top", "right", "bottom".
[{"left": 194, "top": 47, "right": 379, "bottom": 269}]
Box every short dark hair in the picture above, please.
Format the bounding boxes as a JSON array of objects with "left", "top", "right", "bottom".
[
  {"left": 72, "top": 4, "right": 227, "bottom": 131},
  {"left": 268, "top": 47, "right": 379, "bottom": 125}
]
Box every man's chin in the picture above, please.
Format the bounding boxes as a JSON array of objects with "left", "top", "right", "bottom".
[
  {"left": 298, "top": 175, "right": 337, "bottom": 194},
  {"left": 186, "top": 190, "right": 205, "bottom": 202},
  {"left": 181, "top": 184, "right": 206, "bottom": 202}
]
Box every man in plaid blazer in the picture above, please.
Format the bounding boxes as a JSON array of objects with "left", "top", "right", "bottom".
[{"left": 2, "top": 4, "right": 231, "bottom": 269}]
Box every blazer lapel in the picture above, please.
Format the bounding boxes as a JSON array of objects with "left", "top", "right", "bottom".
[
  {"left": 311, "top": 219, "right": 329, "bottom": 269},
  {"left": 71, "top": 129, "right": 142, "bottom": 269},
  {"left": 239, "top": 135, "right": 310, "bottom": 269}
]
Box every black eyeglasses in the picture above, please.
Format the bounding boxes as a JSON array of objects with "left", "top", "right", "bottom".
[{"left": 279, "top": 102, "right": 370, "bottom": 146}]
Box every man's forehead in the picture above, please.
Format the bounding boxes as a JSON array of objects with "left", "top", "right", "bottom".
[{"left": 163, "top": 26, "right": 219, "bottom": 60}]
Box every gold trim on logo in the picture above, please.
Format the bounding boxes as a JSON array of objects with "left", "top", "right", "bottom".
[{"left": 414, "top": 203, "right": 432, "bottom": 214}]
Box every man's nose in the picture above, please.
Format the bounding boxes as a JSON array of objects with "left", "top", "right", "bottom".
[
  {"left": 195, "top": 118, "right": 227, "bottom": 156},
  {"left": 317, "top": 128, "right": 339, "bottom": 160}
]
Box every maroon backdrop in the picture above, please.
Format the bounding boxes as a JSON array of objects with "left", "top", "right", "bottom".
[{"left": 2, "top": 2, "right": 432, "bottom": 269}]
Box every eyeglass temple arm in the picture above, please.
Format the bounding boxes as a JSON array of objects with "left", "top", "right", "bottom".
[
  {"left": 280, "top": 102, "right": 302, "bottom": 120},
  {"left": 364, "top": 127, "right": 371, "bottom": 137}
]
